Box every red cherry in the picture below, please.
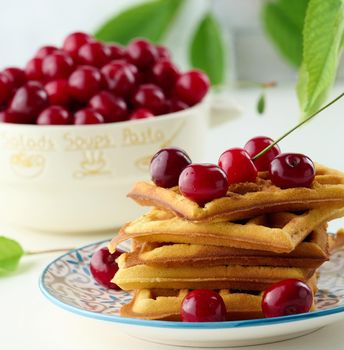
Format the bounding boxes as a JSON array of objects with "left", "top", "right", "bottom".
[
  {"left": 9, "top": 82, "right": 49, "bottom": 124},
  {"left": 179, "top": 164, "right": 228, "bottom": 205},
  {"left": 45, "top": 79, "right": 70, "bottom": 106},
  {"left": 0, "top": 110, "right": 26, "bottom": 123},
  {"left": 68, "top": 66, "right": 103, "bottom": 102},
  {"left": 262, "top": 279, "right": 313, "bottom": 318},
  {"left": 181, "top": 290, "right": 226, "bottom": 322},
  {"left": 107, "top": 44, "right": 125, "bottom": 60},
  {"left": 269, "top": 153, "right": 315, "bottom": 189},
  {"left": 101, "top": 61, "right": 136, "bottom": 97},
  {"left": 152, "top": 59, "right": 180, "bottom": 92},
  {"left": 25, "top": 58, "right": 44, "bottom": 81},
  {"left": 74, "top": 108, "right": 104, "bottom": 125},
  {"left": 37, "top": 106, "right": 73, "bottom": 125},
  {"left": 77, "top": 41, "right": 111, "bottom": 68},
  {"left": 218, "top": 148, "right": 258, "bottom": 185},
  {"left": 42, "top": 52, "right": 74, "bottom": 81},
  {"left": 62, "top": 32, "right": 93, "bottom": 59},
  {"left": 175, "top": 70, "right": 210, "bottom": 105},
  {"left": 0, "top": 73, "right": 13, "bottom": 105},
  {"left": 132, "top": 84, "right": 166, "bottom": 115},
  {"left": 244, "top": 136, "right": 281, "bottom": 171},
  {"left": 2, "top": 67, "right": 26, "bottom": 88},
  {"left": 90, "top": 247, "right": 122, "bottom": 289},
  {"left": 129, "top": 108, "right": 154, "bottom": 120},
  {"left": 126, "top": 38, "right": 158, "bottom": 69},
  {"left": 88, "top": 91, "right": 128, "bottom": 123},
  {"left": 168, "top": 98, "right": 189, "bottom": 113},
  {"left": 35, "top": 46, "right": 59, "bottom": 59},
  {"left": 150, "top": 148, "right": 191, "bottom": 188},
  {"left": 156, "top": 45, "right": 171, "bottom": 59}
]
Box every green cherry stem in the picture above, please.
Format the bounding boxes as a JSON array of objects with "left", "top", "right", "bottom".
[{"left": 252, "top": 91, "right": 344, "bottom": 161}]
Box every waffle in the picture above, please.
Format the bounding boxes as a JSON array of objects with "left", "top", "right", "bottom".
[
  {"left": 113, "top": 256, "right": 315, "bottom": 291},
  {"left": 120, "top": 276, "right": 317, "bottom": 321},
  {"left": 110, "top": 206, "right": 344, "bottom": 253},
  {"left": 128, "top": 164, "right": 344, "bottom": 222},
  {"left": 119, "top": 225, "right": 328, "bottom": 269}
]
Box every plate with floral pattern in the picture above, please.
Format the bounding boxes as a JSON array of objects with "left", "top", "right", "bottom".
[{"left": 39, "top": 240, "right": 344, "bottom": 347}]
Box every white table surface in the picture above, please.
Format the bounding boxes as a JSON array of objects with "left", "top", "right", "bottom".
[{"left": 2, "top": 86, "right": 344, "bottom": 350}]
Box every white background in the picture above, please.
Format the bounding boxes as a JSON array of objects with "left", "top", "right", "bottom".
[{"left": 1, "top": 1, "right": 344, "bottom": 349}]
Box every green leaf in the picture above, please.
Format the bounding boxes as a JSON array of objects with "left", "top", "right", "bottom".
[
  {"left": 0, "top": 236, "right": 24, "bottom": 274},
  {"left": 262, "top": 0, "right": 309, "bottom": 67},
  {"left": 94, "top": 0, "right": 184, "bottom": 44},
  {"left": 257, "top": 93, "right": 266, "bottom": 114},
  {"left": 297, "top": 0, "right": 344, "bottom": 121},
  {"left": 189, "top": 13, "right": 226, "bottom": 85}
]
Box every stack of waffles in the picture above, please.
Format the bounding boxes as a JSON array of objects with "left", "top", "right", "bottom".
[{"left": 109, "top": 163, "right": 344, "bottom": 321}]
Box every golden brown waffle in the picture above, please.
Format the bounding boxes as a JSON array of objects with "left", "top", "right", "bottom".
[
  {"left": 128, "top": 164, "right": 344, "bottom": 222},
  {"left": 120, "top": 276, "right": 317, "bottom": 321},
  {"left": 328, "top": 229, "right": 344, "bottom": 253},
  {"left": 113, "top": 256, "right": 315, "bottom": 291},
  {"left": 111, "top": 206, "right": 343, "bottom": 253},
  {"left": 119, "top": 226, "right": 328, "bottom": 269}
]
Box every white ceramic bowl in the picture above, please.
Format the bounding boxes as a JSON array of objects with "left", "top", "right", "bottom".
[{"left": 0, "top": 100, "right": 211, "bottom": 232}]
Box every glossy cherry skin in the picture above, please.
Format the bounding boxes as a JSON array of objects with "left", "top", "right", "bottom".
[
  {"left": 45, "top": 79, "right": 70, "bottom": 106},
  {"left": 77, "top": 41, "right": 111, "bottom": 68},
  {"left": 107, "top": 44, "right": 125, "bottom": 60},
  {"left": 244, "top": 136, "right": 281, "bottom": 171},
  {"left": 129, "top": 108, "right": 154, "bottom": 120},
  {"left": 269, "top": 153, "right": 315, "bottom": 189},
  {"left": 175, "top": 70, "right": 210, "bottom": 105},
  {"left": 0, "top": 73, "right": 13, "bottom": 105},
  {"left": 218, "top": 148, "right": 258, "bottom": 185},
  {"left": 179, "top": 164, "right": 228, "bottom": 205},
  {"left": 90, "top": 247, "right": 122, "bottom": 289},
  {"left": 0, "top": 110, "right": 27, "bottom": 123},
  {"left": 37, "top": 105, "right": 73, "bottom": 125},
  {"left": 181, "top": 290, "right": 226, "bottom": 322},
  {"left": 168, "top": 98, "right": 189, "bottom": 113},
  {"left": 262, "top": 279, "right": 313, "bottom": 318},
  {"left": 132, "top": 84, "right": 166, "bottom": 115},
  {"left": 25, "top": 58, "right": 44, "bottom": 81},
  {"left": 2, "top": 67, "right": 26, "bottom": 89},
  {"left": 9, "top": 82, "right": 49, "bottom": 123},
  {"left": 35, "top": 45, "right": 59, "bottom": 59},
  {"left": 62, "top": 32, "right": 93, "bottom": 59},
  {"left": 152, "top": 59, "right": 180, "bottom": 92},
  {"left": 68, "top": 66, "right": 103, "bottom": 102},
  {"left": 150, "top": 148, "right": 191, "bottom": 188},
  {"left": 101, "top": 61, "right": 136, "bottom": 97},
  {"left": 126, "top": 38, "right": 158, "bottom": 69},
  {"left": 156, "top": 45, "right": 170, "bottom": 59},
  {"left": 42, "top": 52, "right": 74, "bottom": 81},
  {"left": 88, "top": 91, "right": 128, "bottom": 123},
  {"left": 74, "top": 108, "right": 104, "bottom": 125}
]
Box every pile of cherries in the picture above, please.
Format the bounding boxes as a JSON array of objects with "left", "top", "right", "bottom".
[
  {"left": 150, "top": 136, "right": 316, "bottom": 205},
  {"left": 0, "top": 32, "right": 210, "bottom": 125}
]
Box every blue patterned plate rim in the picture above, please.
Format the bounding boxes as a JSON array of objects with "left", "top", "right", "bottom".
[{"left": 39, "top": 239, "right": 344, "bottom": 329}]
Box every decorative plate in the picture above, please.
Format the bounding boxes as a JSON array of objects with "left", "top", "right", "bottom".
[{"left": 39, "top": 240, "right": 344, "bottom": 348}]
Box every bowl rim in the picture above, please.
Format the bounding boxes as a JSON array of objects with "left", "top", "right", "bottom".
[
  {"left": 0, "top": 98, "right": 209, "bottom": 131},
  {"left": 39, "top": 239, "right": 344, "bottom": 330}
]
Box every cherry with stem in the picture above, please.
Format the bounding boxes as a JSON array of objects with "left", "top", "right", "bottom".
[{"left": 253, "top": 91, "right": 344, "bottom": 161}]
